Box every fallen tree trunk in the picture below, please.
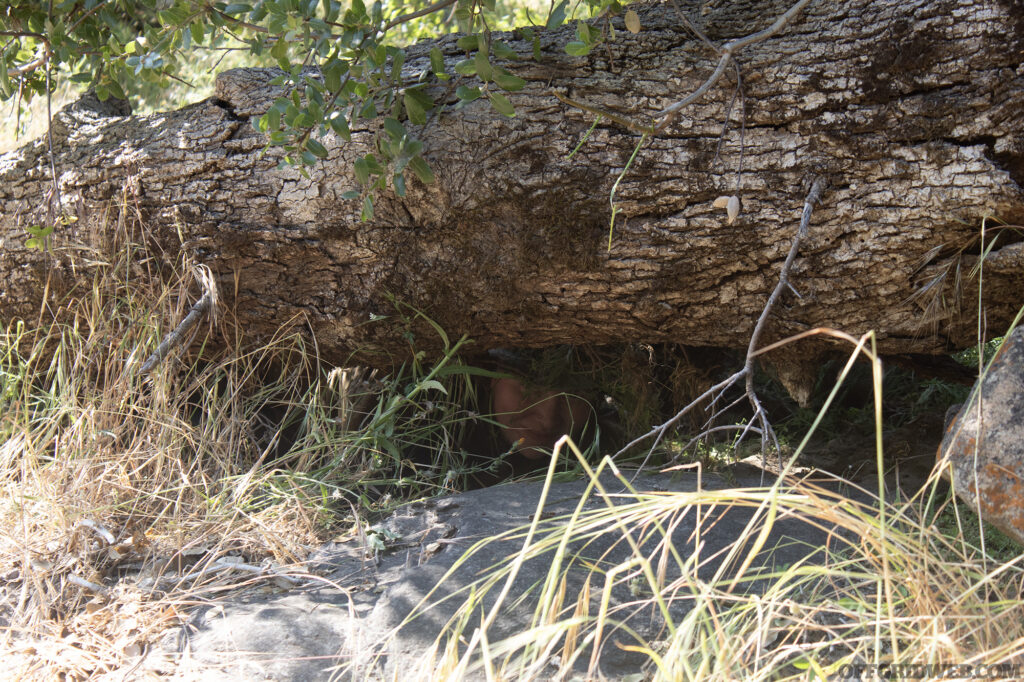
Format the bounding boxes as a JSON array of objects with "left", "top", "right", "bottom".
[{"left": 1, "top": 0, "right": 1022, "bottom": 368}]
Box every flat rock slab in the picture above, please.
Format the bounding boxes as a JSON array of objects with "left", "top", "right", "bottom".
[{"left": 145, "top": 465, "right": 867, "bottom": 680}]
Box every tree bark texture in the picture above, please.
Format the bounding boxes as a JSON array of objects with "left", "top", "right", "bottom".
[{"left": 1, "top": 0, "right": 1022, "bottom": 367}]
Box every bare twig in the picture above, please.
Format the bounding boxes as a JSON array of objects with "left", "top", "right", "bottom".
[
  {"left": 68, "top": 573, "right": 108, "bottom": 594},
  {"left": 743, "top": 175, "right": 826, "bottom": 465},
  {"left": 44, "top": 1, "right": 61, "bottom": 241},
  {"left": 616, "top": 369, "right": 744, "bottom": 471},
  {"left": 679, "top": 423, "right": 764, "bottom": 455},
  {"left": 744, "top": 175, "right": 826, "bottom": 365},
  {"left": 552, "top": 0, "right": 811, "bottom": 138},
  {"left": 78, "top": 518, "right": 116, "bottom": 545},
  {"left": 4, "top": 53, "right": 49, "bottom": 78},
  {"left": 669, "top": 0, "right": 719, "bottom": 54},
  {"left": 384, "top": 0, "right": 459, "bottom": 31},
  {"left": 654, "top": 0, "right": 814, "bottom": 132},
  {"left": 550, "top": 90, "right": 654, "bottom": 135},
  {"left": 139, "top": 292, "right": 213, "bottom": 374},
  {"left": 209, "top": 6, "right": 270, "bottom": 34},
  {"left": 617, "top": 175, "right": 826, "bottom": 476}
]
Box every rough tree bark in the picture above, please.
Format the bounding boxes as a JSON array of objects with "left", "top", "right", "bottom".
[{"left": 1, "top": 0, "right": 1022, "bottom": 371}]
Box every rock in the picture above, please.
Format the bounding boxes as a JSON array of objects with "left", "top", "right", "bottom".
[
  {"left": 939, "top": 325, "right": 1024, "bottom": 547},
  {"left": 145, "top": 465, "right": 864, "bottom": 680}
]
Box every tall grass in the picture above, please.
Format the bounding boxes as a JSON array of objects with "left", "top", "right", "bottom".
[
  {"left": 1, "top": 224, "right": 1022, "bottom": 680},
  {"left": 360, "top": 331, "right": 1024, "bottom": 680},
  {"left": 374, "top": 432, "right": 1024, "bottom": 680},
  {"left": 0, "top": 225, "right": 508, "bottom": 679}
]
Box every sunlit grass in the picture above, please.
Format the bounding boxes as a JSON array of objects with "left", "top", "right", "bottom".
[
  {"left": 371, "top": 442, "right": 1024, "bottom": 680},
  {"left": 1, "top": 220, "right": 1021, "bottom": 679}
]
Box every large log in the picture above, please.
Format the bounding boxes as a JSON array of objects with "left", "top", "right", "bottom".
[{"left": 1, "top": 0, "right": 1022, "bottom": 367}]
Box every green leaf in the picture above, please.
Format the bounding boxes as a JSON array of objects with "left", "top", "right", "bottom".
[
  {"left": 403, "top": 87, "right": 433, "bottom": 125},
  {"left": 546, "top": 0, "right": 568, "bottom": 30},
  {"left": 389, "top": 48, "right": 405, "bottom": 83},
  {"left": 0, "top": 60, "right": 11, "bottom": 97},
  {"left": 565, "top": 41, "right": 590, "bottom": 56},
  {"left": 456, "top": 35, "right": 478, "bottom": 50},
  {"left": 364, "top": 154, "right": 385, "bottom": 174},
  {"left": 106, "top": 79, "right": 126, "bottom": 100},
  {"left": 492, "top": 41, "right": 517, "bottom": 60},
  {"left": 403, "top": 93, "right": 425, "bottom": 125},
  {"left": 419, "top": 379, "right": 448, "bottom": 395},
  {"left": 301, "top": 150, "right": 319, "bottom": 165},
  {"left": 576, "top": 20, "right": 594, "bottom": 43},
  {"left": 330, "top": 112, "right": 351, "bottom": 140},
  {"left": 354, "top": 158, "right": 370, "bottom": 185},
  {"left": 27, "top": 224, "right": 54, "bottom": 239},
  {"left": 493, "top": 69, "right": 526, "bottom": 92},
  {"left": 306, "top": 138, "right": 329, "bottom": 158},
  {"left": 473, "top": 51, "right": 492, "bottom": 81},
  {"left": 454, "top": 58, "right": 476, "bottom": 76},
  {"left": 429, "top": 47, "right": 445, "bottom": 76},
  {"left": 383, "top": 117, "right": 406, "bottom": 142},
  {"left": 361, "top": 195, "right": 374, "bottom": 221},
  {"left": 487, "top": 91, "right": 515, "bottom": 117},
  {"left": 224, "top": 3, "right": 253, "bottom": 15},
  {"left": 408, "top": 156, "right": 435, "bottom": 184},
  {"left": 455, "top": 85, "right": 481, "bottom": 101},
  {"left": 293, "top": 111, "right": 316, "bottom": 128},
  {"left": 271, "top": 37, "right": 288, "bottom": 62},
  {"left": 358, "top": 98, "right": 377, "bottom": 119},
  {"left": 323, "top": 60, "right": 346, "bottom": 92},
  {"left": 393, "top": 172, "right": 406, "bottom": 197}
]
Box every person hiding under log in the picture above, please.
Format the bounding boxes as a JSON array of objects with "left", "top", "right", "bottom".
[{"left": 491, "top": 377, "right": 592, "bottom": 460}]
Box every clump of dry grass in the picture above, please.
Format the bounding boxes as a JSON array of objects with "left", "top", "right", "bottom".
[
  {"left": 2, "top": 219, "right": 1023, "bottom": 681},
  {"left": 0, "top": 227, "right": 370, "bottom": 679},
  {"left": 379, "top": 443, "right": 1024, "bottom": 681},
  {"left": 370, "top": 319, "right": 1024, "bottom": 680},
  {"left": 0, "top": 213, "right": 508, "bottom": 679}
]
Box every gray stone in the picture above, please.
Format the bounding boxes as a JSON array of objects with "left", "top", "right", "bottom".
[
  {"left": 939, "top": 325, "right": 1024, "bottom": 546},
  {"left": 147, "top": 465, "right": 862, "bottom": 680}
]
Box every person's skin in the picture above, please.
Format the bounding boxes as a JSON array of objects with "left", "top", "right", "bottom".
[{"left": 491, "top": 377, "right": 590, "bottom": 459}]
